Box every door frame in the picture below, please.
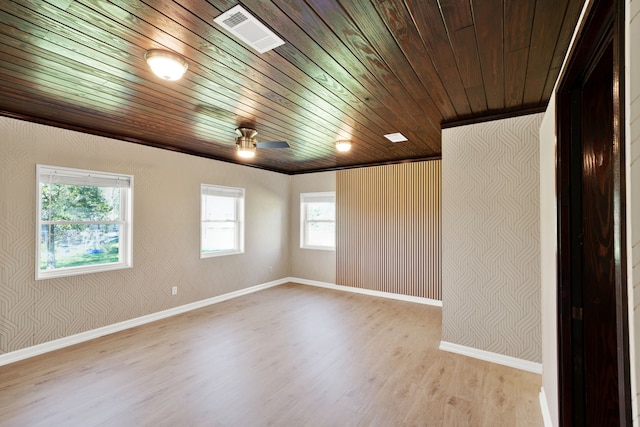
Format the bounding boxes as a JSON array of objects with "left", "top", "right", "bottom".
[{"left": 555, "top": 0, "right": 630, "bottom": 425}]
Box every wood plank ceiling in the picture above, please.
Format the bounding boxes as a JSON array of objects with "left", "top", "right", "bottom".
[{"left": 0, "top": 0, "right": 584, "bottom": 174}]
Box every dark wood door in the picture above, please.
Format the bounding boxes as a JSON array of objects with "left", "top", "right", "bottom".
[
  {"left": 580, "top": 42, "right": 620, "bottom": 425},
  {"left": 556, "top": 0, "right": 631, "bottom": 425}
]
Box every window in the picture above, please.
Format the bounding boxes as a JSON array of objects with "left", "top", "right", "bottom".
[
  {"left": 36, "top": 165, "right": 133, "bottom": 280},
  {"left": 201, "top": 184, "right": 244, "bottom": 257},
  {"left": 300, "top": 192, "right": 335, "bottom": 250}
]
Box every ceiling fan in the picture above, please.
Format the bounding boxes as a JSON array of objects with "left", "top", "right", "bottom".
[{"left": 235, "top": 127, "right": 289, "bottom": 159}]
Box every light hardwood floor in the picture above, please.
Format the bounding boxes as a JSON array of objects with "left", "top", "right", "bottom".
[{"left": 0, "top": 283, "right": 542, "bottom": 426}]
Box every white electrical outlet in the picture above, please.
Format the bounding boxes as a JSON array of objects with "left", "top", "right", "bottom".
[{"left": 172, "top": 286, "right": 177, "bottom": 295}]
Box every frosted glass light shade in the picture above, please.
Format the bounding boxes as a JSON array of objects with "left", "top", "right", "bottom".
[
  {"left": 237, "top": 146, "right": 256, "bottom": 159},
  {"left": 145, "top": 50, "right": 188, "bottom": 81}
]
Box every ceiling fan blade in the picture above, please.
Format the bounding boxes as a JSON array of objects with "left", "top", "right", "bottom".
[{"left": 256, "top": 141, "right": 290, "bottom": 148}]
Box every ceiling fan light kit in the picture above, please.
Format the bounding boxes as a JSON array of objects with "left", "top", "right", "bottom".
[
  {"left": 236, "top": 145, "right": 256, "bottom": 159},
  {"left": 235, "top": 128, "right": 256, "bottom": 158},
  {"left": 234, "top": 127, "right": 289, "bottom": 160},
  {"left": 144, "top": 49, "right": 188, "bottom": 81}
]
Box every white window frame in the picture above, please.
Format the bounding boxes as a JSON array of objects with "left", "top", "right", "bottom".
[
  {"left": 36, "top": 164, "right": 133, "bottom": 280},
  {"left": 300, "top": 191, "right": 336, "bottom": 250},
  {"left": 200, "top": 184, "right": 245, "bottom": 258}
]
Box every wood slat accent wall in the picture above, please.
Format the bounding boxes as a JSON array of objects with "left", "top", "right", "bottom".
[{"left": 336, "top": 161, "right": 441, "bottom": 299}]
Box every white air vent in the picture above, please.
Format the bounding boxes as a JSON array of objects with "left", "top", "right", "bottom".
[{"left": 214, "top": 5, "right": 285, "bottom": 54}]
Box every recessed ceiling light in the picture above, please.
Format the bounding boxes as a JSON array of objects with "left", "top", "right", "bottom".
[
  {"left": 214, "top": 5, "right": 285, "bottom": 54},
  {"left": 335, "top": 140, "right": 352, "bottom": 152},
  {"left": 384, "top": 132, "right": 408, "bottom": 143}
]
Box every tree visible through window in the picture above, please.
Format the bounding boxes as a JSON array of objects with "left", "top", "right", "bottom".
[
  {"left": 37, "top": 165, "right": 133, "bottom": 279},
  {"left": 300, "top": 192, "right": 335, "bottom": 250},
  {"left": 201, "top": 184, "right": 244, "bottom": 257}
]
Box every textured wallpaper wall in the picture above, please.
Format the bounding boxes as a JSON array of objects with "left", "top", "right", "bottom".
[
  {"left": 441, "top": 114, "right": 543, "bottom": 362},
  {"left": 0, "top": 116, "right": 290, "bottom": 354}
]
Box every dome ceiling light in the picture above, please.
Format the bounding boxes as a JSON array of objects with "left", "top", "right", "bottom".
[{"left": 144, "top": 49, "right": 188, "bottom": 81}]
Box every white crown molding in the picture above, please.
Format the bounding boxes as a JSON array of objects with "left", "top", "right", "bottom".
[
  {"left": 0, "top": 278, "right": 288, "bottom": 367},
  {"left": 287, "top": 277, "right": 443, "bottom": 307},
  {"left": 439, "top": 340, "right": 542, "bottom": 374}
]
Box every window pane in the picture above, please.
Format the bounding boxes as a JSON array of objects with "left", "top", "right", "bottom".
[
  {"left": 201, "top": 222, "right": 237, "bottom": 252},
  {"left": 201, "top": 184, "right": 244, "bottom": 257},
  {"left": 306, "top": 202, "right": 335, "bottom": 221},
  {"left": 300, "top": 192, "right": 335, "bottom": 250},
  {"left": 41, "top": 183, "right": 121, "bottom": 222},
  {"left": 306, "top": 221, "right": 335, "bottom": 247},
  {"left": 39, "top": 223, "right": 121, "bottom": 270},
  {"left": 202, "top": 195, "right": 236, "bottom": 221},
  {"left": 36, "top": 165, "right": 133, "bottom": 279}
]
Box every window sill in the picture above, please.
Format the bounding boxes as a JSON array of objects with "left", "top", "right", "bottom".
[
  {"left": 200, "top": 250, "right": 244, "bottom": 259},
  {"left": 300, "top": 246, "right": 335, "bottom": 251},
  {"left": 36, "top": 262, "right": 132, "bottom": 281}
]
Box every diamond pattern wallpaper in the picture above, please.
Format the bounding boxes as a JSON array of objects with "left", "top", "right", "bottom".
[
  {"left": 441, "top": 114, "right": 543, "bottom": 362},
  {"left": 0, "top": 116, "right": 290, "bottom": 354}
]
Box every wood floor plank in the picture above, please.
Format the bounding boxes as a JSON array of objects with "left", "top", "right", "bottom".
[{"left": 0, "top": 283, "right": 542, "bottom": 426}]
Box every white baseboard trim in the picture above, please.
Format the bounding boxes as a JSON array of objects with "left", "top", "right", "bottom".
[
  {"left": 287, "top": 277, "right": 442, "bottom": 307},
  {"left": 539, "top": 387, "right": 553, "bottom": 427},
  {"left": 0, "top": 278, "right": 288, "bottom": 367},
  {"left": 439, "top": 340, "right": 542, "bottom": 374},
  {"left": 0, "top": 277, "right": 441, "bottom": 366}
]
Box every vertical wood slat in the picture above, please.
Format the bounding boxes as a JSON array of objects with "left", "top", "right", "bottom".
[{"left": 336, "top": 160, "right": 442, "bottom": 299}]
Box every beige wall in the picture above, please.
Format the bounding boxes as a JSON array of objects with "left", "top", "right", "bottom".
[
  {"left": 336, "top": 162, "right": 442, "bottom": 299},
  {"left": 441, "top": 114, "right": 543, "bottom": 362},
  {"left": 289, "top": 171, "right": 336, "bottom": 283},
  {"left": 627, "top": 0, "right": 640, "bottom": 422},
  {"left": 540, "top": 93, "right": 559, "bottom": 425},
  {"left": 0, "top": 116, "right": 290, "bottom": 354}
]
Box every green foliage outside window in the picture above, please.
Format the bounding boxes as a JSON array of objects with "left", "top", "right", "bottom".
[{"left": 40, "top": 183, "right": 121, "bottom": 270}]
